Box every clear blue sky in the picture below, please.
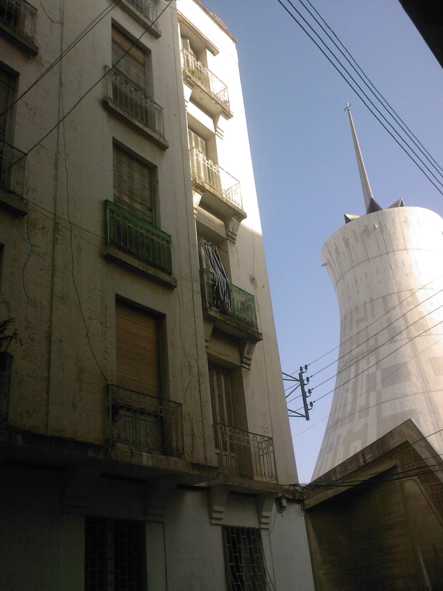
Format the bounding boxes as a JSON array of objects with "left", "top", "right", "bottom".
[{"left": 205, "top": 0, "right": 443, "bottom": 482}]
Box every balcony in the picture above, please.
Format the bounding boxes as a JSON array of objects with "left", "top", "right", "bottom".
[
  {"left": 103, "top": 67, "right": 168, "bottom": 150},
  {"left": 119, "top": 0, "right": 161, "bottom": 37},
  {"left": 190, "top": 149, "right": 246, "bottom": 239},
  {"left": 107, "top": 385, "right": 184, "bottom": 458},
  {"left": 214, "top": 423, "right": 276, "bottom": 483},
  {"left": 182, "top": 49, "right": 232, "bottom": 119},
  {"left": 0, "top": 0, "right": 38, "bottom": 54},
  {"left": 0, "top": 139, "right": 28, "bottom": 215},
  {"left": 201, "top": 270, "right": 261, "bottom": 341},
  {"left": 104, "top": 200, "right": 176, "bottom": 287}
]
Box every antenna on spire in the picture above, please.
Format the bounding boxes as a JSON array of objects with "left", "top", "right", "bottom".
[{"left": 345, "top": 104, "right": 381, "bottom": 214}]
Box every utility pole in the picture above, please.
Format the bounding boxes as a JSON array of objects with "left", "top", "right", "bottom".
[{"left": 284, "top": 365, "right": 313, "bottom": 421}]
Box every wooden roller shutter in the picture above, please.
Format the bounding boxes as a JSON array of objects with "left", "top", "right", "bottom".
[{"left": 116, "top": 300, "right": 160, "bottom": 396}]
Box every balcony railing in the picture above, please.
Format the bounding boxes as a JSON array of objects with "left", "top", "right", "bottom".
[
  {"left": 0, "top": 139, "right": 26, "bottom": 197},
  {"left": 104, "top": 200, "right": 173, "bottom": 275},
  {"left": 0, "top": 0, "right": 37, "bottom": 46},
  {"left": 190, "top": 149, "right": 242, "bottom": 210},
  {"left": 202, "top": 270, "right": 258, "bottom": 332},
  {"left": 107, "top": 385, "right": 184, "bottom": 458},
  {"left": 182, "top": 49, "right": 230, "bottom": 114},
  {"left": 105, "top": 66, "right": 165, "bottom": 140},
  {"left": 214, "top": 423, "right": 276, "bottom": 482},
  {"left": 125, "top": 0, "right": 159, "bottom": 26}
]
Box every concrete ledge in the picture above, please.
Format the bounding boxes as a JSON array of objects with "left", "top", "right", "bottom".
[
  {"left": 104, "top": 245, "right": 177, "bottom": 289},
  {"left": 0, "top": 189, "right": 29, "bottom": 216},
  {"left": 0, "top": 23, "right": 38, "bottom": 55},
  {"left": 103, "top": 98, "right": 169, "bottom": 150},
  {"left": 119, "top": 0, "right": 162, "bottom": 39}
]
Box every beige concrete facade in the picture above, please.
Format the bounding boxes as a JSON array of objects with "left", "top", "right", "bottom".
[{"left": 0, "top": 0, "right": 314, "bottom": 589}]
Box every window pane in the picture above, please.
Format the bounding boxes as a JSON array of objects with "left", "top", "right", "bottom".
[
  {"left": 113, "top": 144, "right": 156, "bottom": 222},
  {"left": 223, "top": 527, "right": 268, "bottom": 591}
]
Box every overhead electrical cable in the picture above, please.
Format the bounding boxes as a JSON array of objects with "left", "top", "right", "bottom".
[
  {"left": 15, "top": 0, "right": 173, "bottom": 162},
  {"left": 309, "top": 284, "right": 443, "bottom": 380},
  {"left": 301, "top": 273, "right": 443, "bottom": 372},
  {"left": 295, "top": 0, "right": 443, "bottom": 177},
  {"left": 290, "top": 315, "right": 443, "bottom": 414},
  {"left": 276, "top": 0, "right": 443, "bottom": 196},
  {"left": 0, "top": 0, "right": 121, "bottom": 119}
]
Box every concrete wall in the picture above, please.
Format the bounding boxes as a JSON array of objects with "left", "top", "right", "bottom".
[
  {"left": 2, "top": 0, "right": 214, "bottom": 465},
  {"left": 315, "top": 206, "right": 443, "bottom": 477},
  {"left": 0, "top": 467, "right": 314, "bottom": 591},
  {"left": 177, "top": 0, "right": 297, "bottom": 485}
]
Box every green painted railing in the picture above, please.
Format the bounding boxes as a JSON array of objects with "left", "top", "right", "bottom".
[
  {"left": 202, "top": 271, "right": 259, "bottom": 331},
  {"left": 104, "top": 200, "right": 172, "bottom": 275}
]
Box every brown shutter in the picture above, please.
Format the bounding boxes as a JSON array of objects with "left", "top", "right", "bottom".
[{"left": 116, "top": 300, "right": 160, "bottom": 396}]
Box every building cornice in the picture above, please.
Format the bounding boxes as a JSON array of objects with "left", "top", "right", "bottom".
[{"left": 192, "top": 0, "right": 238, "bottom": 44}]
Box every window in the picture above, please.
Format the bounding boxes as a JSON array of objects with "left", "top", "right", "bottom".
[
  {"left": 223, "top": 527, "right": 267, "bottom": 591},
  {"left": 113, "top": 142, "right": 157, "bottom": 223},
  {"left": 116, "top": 299, "right": 161, "bottom": 396},
  {"left": 0, "top": 68, "right": 17, "bottom": 190},
  {"left": 209, "top": 362, "right": 237, "bottom": 430},
  {"left": 112, "top": 26, "right": 151, "bottom": 93},
  {"left": 85, "top": 517, "right": 146, "bottom": 591}
]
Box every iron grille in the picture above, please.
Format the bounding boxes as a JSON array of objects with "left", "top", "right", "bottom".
[
  {"left": 0, "top": 352, "right": 12, "bottom": 429},
  {"left": 104, "top": 200, "right": 173, "bottom": 275},
  {"left": 0, "top": 139, "right": 26, "bottom": 196},
  {"left": 201, "top": 270, "right": 258, "bottom": 331},
  {"left": 107, "top": 384, "right": 184, "bottom": 458},
  {"left": 182, "top": 49, "right": 230, "bottom": 113},
  {"left": 125, "top": 0, "right": 159, "bottom": 25},
  {"left": 215, "top": 423, "right": 277, "bottom": 482},
  {"left": 223, "top": 527, "right": 268, "bottom": 591},
  {"left": 0, "top": 0, "right": 37, "bottom": 44},
  {"left": 189, "top": 148, "right": 242, "bottom": 210},
  {"left": 85, "top": 518, "right": 145, "bottom": 591},
  {"left": 105, "top": 66, "right": 165, "bottom": 139}
]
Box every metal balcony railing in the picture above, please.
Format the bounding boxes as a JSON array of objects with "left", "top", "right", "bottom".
[
  {"left": 107, "top": 385, "right": 184, "bottom": 458},
  {"left": 190, "top": 149, "right": 242, "bottom": 210},
  {"left": 182, "top": 49, "right": 230, "bottom": 113},
  {"left": 125, "top": 0, "right": 159, "bottom": 26},
  {"left": 214, "top": 423, "right": 277, "bottom": 482},
  {"left": 105, "top": 66, "right": 165, "bottom": 139},
  {"left": 104, "top": 200, "right": 173, "bottom": 275},
  {"left": 202, "top": 270, "right": 258, "bottom": 331},
  {"left": 0, "top": 0, "right": 37, "bottom": 45},
  {"left": 0, "top": 139, "right": 26, "bottom": 197}
]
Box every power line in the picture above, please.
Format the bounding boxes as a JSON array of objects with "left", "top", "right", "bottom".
[
  {"left": 295, "top": 0, "right": 443, "bottom": 178},
  {"left": 276, "top": 0, "right": 443, "bottom": 196},
  {"left": 291, "top": 315, "right": 443, "bottom": 414},
  {"left": 303, "top": 273, "right": 443, "bottom": 372},
  {"left": 288, "top": 297, "right": 443, "bottom": 414},
  {"left": 0, "top": 1, "right": 120, "bottom": 119},
  {"left": 17, "top": 0, "right": 173, "bottom": 161},
  {"left": 309, "top": 283, "right": 443, "bottom": 380}
]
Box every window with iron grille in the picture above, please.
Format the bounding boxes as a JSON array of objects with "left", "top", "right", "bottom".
[
  {"left": 112, "top": 26, "right": 152, "bottom": 92},
  {"left": 85, "top": 517, "right": 146, "bottom": 591},
  {"left": 223, "top": 526, "right": 268, "bottom": 591},
  {"left": 113, "top": 142, "right": 157, "bottom": 223}
]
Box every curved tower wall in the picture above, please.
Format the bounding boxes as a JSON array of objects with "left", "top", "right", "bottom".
[{"left": 314, "top": 206, "right": 443, "bottom": 478}]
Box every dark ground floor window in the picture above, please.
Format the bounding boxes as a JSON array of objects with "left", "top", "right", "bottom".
[
  {"left": 223, "top": 526, "right": 268, "bottom": 591},
  {"left": 85, "top": 517, "right": 146, "bottom": 591}
]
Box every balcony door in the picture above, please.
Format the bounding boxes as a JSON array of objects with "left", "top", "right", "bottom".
[
  {"left": 0, "top": 69, "right": 17, "bottom": 190},
  {"left": 209, "top": 362, "right": 251, "bottom": 477},
  {"left": 115, "top": 300, "right": 163, "bottom": 452},
  {"left": 188, "top": 129, "right": 220, "bottom": 195}
]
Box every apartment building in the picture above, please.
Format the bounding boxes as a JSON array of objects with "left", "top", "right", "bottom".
[{"left": 0, "top": 0, "right": 314, "bottom": 589}]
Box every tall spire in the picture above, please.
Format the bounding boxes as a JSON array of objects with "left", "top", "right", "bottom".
[{"left": 345, "top": 104, "right": 381, "bottom": 214}]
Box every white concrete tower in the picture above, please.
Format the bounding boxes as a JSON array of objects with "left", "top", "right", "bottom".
[{"left": 314, "top": 108, "right": 443, "bottom": 477}]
